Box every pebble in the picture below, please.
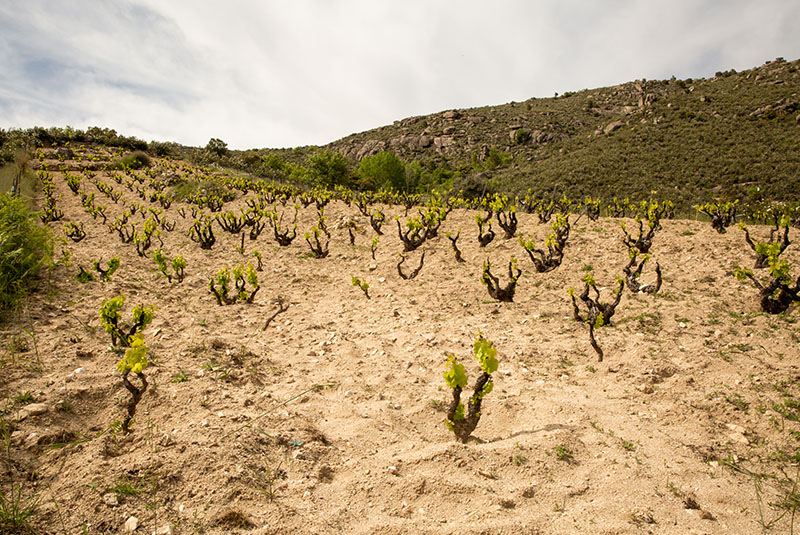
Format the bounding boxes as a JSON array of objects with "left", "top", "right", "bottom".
[
  {"left": 103, "top": 493, "right": 119, "bottom": 506},
  {"left": 124, "top": 516, "right": 139, "bottom": 532},
  {"left": 23, "top": 403, "right": 49, "bottom": 417}
]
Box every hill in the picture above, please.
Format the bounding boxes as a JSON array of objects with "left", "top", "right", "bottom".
[
  {"left": 3, "top": 57, "right": 798, "bottom": 212},
  {"left": 322, "top": 56, "right": 800, "bottom": 208}
]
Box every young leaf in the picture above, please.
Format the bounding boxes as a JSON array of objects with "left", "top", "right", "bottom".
[{"left": 443, "top": 354, "right": 468, "bottom": 389}]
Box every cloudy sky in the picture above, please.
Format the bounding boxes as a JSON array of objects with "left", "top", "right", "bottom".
[{"left": 1, "top": 1, "right": 798, "bottom": 149}]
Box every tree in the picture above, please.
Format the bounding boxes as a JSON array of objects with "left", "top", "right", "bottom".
[
  {"left": 306, "top": 150, "right": 351, "bottom": 188},
  {"left": 358, "top": 151, "right": 406, "bottom": 191},
  {"left": 205, "top": 138, "right": 228, "bottom": 157}
]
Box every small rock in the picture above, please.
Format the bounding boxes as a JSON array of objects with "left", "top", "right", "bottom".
[
  {"left": 10, "top": 431, "right": 24, "bottom": 447},
  {"left": 726, "top": 423, "right": 748, "bottom": 444},
  {"left": 368, "top": 264, "right": 377, "bottom": 271},
  {"left": 155, "top": 525, "right": 174, "bottom": 535},
  {"left": 103, "top": 493, "right": 119, "bottom": 506},
  {"left": 124, "top": 516, "right": 139, "bottom": 532},
  {"left": 638, "top": 384, "right": 654, "bottom": 394},
  {"left": 20, "top": 403, "right": 49, "bottom": 419},
  {"left": 387, "top": 465, "right": 399, "bottom": 476}
]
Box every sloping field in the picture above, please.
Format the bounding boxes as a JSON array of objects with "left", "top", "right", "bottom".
[{"left": 2, "top": 147, "right": 799, "bottom": 535}]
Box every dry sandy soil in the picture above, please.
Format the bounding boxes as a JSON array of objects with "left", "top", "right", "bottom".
[{"left": 2, "top": 148, "right": 799, "bottom": 535}]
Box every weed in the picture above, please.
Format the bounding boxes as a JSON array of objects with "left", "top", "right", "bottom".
[
  {"left": 171, "top": 370, "right": 189, "bottom": 383},
  {"left": 13, "top": 391, "right": 33, "bottom": 405},
  {"left": 0, "top": 484, "right": 39, "bottom": 532},
  {"left": 248, "top": 456, "right": 287, "bottom": 502},
  {"left": 555, "top": 445, "right": 573, "bottom": 461},
  {"left": 54, "top": 400, "right": 73, "bottom": 413}
]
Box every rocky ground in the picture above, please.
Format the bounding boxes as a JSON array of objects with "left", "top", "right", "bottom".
[{"left": 1, "top": 148, "right": 799, "bottom": 535}]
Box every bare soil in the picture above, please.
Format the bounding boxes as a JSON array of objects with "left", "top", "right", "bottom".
[{"left": 2, "top": 149, "right": 799, "bottom": 535}]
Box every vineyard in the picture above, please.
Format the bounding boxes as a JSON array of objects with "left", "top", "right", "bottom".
[{"left": 1, "top": 143, "right": 800, "bottom": 535}]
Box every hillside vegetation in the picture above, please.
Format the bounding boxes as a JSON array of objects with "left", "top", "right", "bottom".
[
  {"left": 3, "top": 57, "right": 798, "bottom": 214},
  {"left": 324, "top": 56, "right": 800, "bottom": 207}
]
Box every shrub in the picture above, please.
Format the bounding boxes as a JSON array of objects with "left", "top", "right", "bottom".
[
  {"left": 569, "top": 272, "right": 624, "bottom": 361},
  {"left": 306, "top": 150, "right": 351, "bottom": 188},
  {"left": 358, "top": 151, "right": 406, "bottom": 191},
  {"left": 0, "top": 194, "right": 52, "bottom": 316},
  {"left": 205, "top": 138, "right": 228, "bottom": 157},
  {"left": 117, "top": 335, "right": 149, "bottom": 433},
  {"left": 99, "top": 295, "right": 155, "bottom": 347},
  {"left": 209, "top": 264, "right": 259, "bottom": 305},
  {"left": 443, "top": 334, "right": 499, "bottom": 443},
  {"left": 514, "top": 129, "right": 531, "bottom": 145},
  {"left": 109, "top": 151, "right": 151, "bottom": 170},
  {"left": 735, "top": 253, "right": 799, "bottom": 314}
]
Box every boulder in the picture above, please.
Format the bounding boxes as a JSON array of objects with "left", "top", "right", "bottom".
[
  {"left": 603, "top": 121, "right": 625, "bottom": 134},
  {"left": 433, "top": 136, "right": 456, "bottom": 152},
  {"left": 356, "top": 139, "right": 386, "bottom": 160}
]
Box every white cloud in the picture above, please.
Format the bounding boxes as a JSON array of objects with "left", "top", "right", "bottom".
[{"left": 1, "top": 0, "right": 798, "bottom": 149}]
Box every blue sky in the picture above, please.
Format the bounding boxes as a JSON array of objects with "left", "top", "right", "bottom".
[{"left": 1, "top": 1, "right": 798, "bottom": 149}]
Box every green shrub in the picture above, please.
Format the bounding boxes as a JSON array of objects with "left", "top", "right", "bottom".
[
  {"left": 358, "top": 151, "right": 406, "bottom": 191},
  {"left": 108, "top": 151, "right": 151, "bottom": 170},
  {"left": 305, "top": 150, "right": 351, "bottom": 188},
  {"left": 0, "top": 194, "right": 52, "bottom": 316}
]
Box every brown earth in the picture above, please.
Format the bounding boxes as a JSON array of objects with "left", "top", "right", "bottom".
[{"left": 2, "top": 149, "right": 799, "bottom": 535}]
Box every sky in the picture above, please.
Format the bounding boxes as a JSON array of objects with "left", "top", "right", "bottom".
[{"left": 1, "top": 1, "right": 798, "bottom": 150}]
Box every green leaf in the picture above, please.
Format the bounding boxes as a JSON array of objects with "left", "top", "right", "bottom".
[
  {"left": 117, "top": 335, "right": 148, "bottom": 374},
  {"left": 473, "top": 334, "right": 498, "bottom": 374},
  {"left": 443, "top": 354, "right": 468, "bottom": 389}
]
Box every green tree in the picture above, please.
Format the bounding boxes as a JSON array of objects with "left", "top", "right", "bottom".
[
  {"left": 205, "top": 138, "right": 228, "bottom": 157},
  {"left": 358, "top": 151, "right": 406, "bottom": 191},
  {"left": 306, "top": 150, "right": 351, "bottom": 188}
]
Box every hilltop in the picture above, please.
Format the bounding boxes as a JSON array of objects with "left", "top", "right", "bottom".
[{"left": 322, "top": 56, "right": 800, "bottom": 207}]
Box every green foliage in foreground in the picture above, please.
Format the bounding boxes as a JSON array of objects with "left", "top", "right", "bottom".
[
  {"left": 0, "top": 193, "right": 52, "bottom": 317},
  {"left": 0, "top": 483, "right": 39, "bottom": 532},
  {"left": 444, "top": 334, "right": 499, "bottom": 443},
  {"left": 99, "top": 295, "right": 155, "bottom": 347}
]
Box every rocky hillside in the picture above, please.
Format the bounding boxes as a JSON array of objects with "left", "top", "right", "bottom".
[{"left": 325, "top": 57, "right": 800, "bottom": 207}]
